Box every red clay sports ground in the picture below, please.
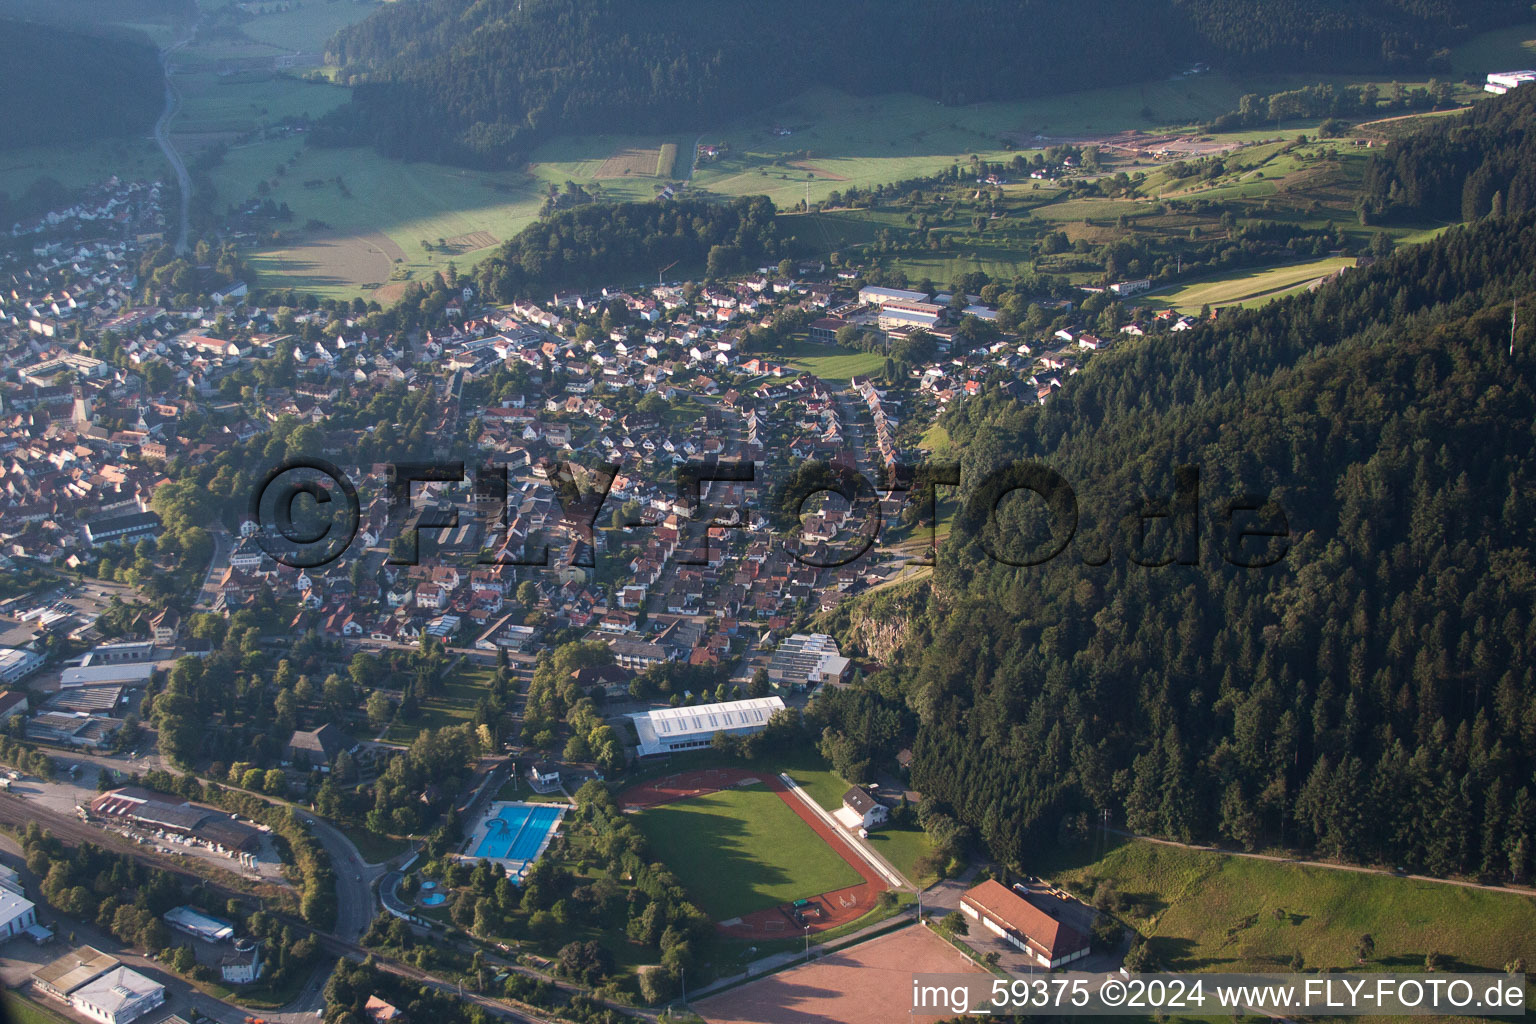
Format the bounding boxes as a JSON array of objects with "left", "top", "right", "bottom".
[{"left": 619, "top": 767, "right": 884, "bottom": 937}]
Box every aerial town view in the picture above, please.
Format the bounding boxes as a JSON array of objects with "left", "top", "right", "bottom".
[{"left": 1, "top": 1, "right": 1536, "bottom": 1023}]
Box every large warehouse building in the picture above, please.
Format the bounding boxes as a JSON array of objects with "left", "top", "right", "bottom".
[{"left": 630, "top": 696, "right": 786, "bottom": 756}]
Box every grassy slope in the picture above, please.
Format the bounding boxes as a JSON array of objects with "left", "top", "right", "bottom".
[
  {"left": 632, "top": 781, "right": 862, "bottom": 920},
  {"left": 1037, "top": 838, "right": 1536, "bottom": 975},
  {"left": 1143, "top": 256, "right": 1358, "bottom": 311}
]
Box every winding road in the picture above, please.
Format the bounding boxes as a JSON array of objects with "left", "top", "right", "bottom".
[{"left": 155, "top": 19, "right": 197, "bottom": 254}]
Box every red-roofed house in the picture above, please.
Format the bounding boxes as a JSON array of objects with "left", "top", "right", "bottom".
[{"left": 959, "top": 880, "right": 1091, "bottom": 968}]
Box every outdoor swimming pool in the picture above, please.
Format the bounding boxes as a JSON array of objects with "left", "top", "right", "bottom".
[
  {"left": 471, "top": 802, "right": 564, "bottom": 862},
  {"left": 421, "top": 893, "right": 446, "bottom": 906}
]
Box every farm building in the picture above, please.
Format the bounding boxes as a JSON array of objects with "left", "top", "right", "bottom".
[
  {"left": 1486, "top": 70, "right": 1536, "bottom": 94},
  {"left": 959, "top": 880, "right": 1091, "bottom": 968},
  {"left": 630, "top": 695, "right": 786, "bottom": 756}
]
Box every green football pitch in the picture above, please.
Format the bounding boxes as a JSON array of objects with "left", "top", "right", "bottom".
[{"left": 632, "top": 782, "right": 862, "bottom": 920}]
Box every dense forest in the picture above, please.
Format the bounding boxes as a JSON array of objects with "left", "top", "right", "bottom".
[
  {"left": 864, "top": 202, "right": 1536, "bottom": 880},
  {"left": 1361, "top": 79, "right": 1536, "bottom": 223},
  {"left": 471, "top": 197, "right": 790, "bottom": 301},
  {"left": 0, "top": 18, "right": 162, "bottom": 149},
  {"left": 313, "top": 0, "right": 1521, "bottom": 167}
]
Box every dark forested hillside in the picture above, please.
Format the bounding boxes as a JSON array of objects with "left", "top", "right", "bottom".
[
  {"left": 472, "top": 197, "right": 788, "bottom": 300},
  {"left": 0, "top": 18, "right": 163, "bottom": 149},
  {"left": 1362, "top": 82, "right": 1536, "bottom": 223},
  {"left": 869, "top": 208, "right": 1536, "bottom": 880},
  {"left": 314, "top": 0, "right": 1521, "bottom": 168}
]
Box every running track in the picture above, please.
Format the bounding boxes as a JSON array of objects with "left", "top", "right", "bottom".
[{"left": 619, "top": 768, "right": 884, "bottom": 937}]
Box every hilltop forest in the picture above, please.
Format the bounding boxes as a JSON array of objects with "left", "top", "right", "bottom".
[
  {"left": 814, "top": 90, "right": 1536, "bottom": 881},
  {"left": 471, "top": 196, "right": 789, "bottom": 300},
  {"left": 313, "top": 0, "right": 1521, "bottom": 168},
  {"left": 0, "top": 18, "right": 163, "bottom": 150}
]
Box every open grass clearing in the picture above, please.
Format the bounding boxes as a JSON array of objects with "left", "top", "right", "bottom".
[
  {"left": 1143, "top": 256, "right": 1357, "bottom": 311},
  {"left": 337, "top": 821, "right": 410, "bottom": 864},
  {"left": 1, "top": 993, "right": 74, "bottom": 1024},
  {"left": 384, "top": 663, "right": 493, "bottom": 741},
  {"left": 773, "top": 337, "right": 887, "bottom": 381},
  {"left": 173, "top": 72, "right": 348, "bottom": 133},
  {"left": 1035, "top": 836, "right": 1536, "bottom": 978},
  {"left": 632, "top": 781, "right": 862, "bottom": 921},
  {"left": 1447, "top": 21, "right": 1536, "bottom": 77}
]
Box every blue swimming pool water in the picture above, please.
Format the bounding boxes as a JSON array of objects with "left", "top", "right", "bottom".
[
  {"left": 421, "top": 893, "right": 446, "bottom": 906},
  {"left": 473, "top": 803, "right": 562, "bottom": 861}
]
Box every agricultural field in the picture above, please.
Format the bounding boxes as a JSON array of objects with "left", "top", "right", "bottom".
[
  {"left": 1142, "top": 256, "right": 1358, "bottom": 312},
  {"left": 632, "top": 782, "right": 863, "bottom": 920},
  {"left": 213, "top": 141, "right": 547, "bottom": 300},
  {"left": 1037, "top": 837, "right": 1536, "bottom": 975},
  {"left": 232, "top": 0, "right": 383, "bottom": 55},
  {"left": 2, "top": 5, "right": 1522, "bottom": 299},
  {"left": 0, "top": 137, "right": 167, "bottom": 197},
  {"left": 173, "top": 72, "right": 349, "bottom": 134}
]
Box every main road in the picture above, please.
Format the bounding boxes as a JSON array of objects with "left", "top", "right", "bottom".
[{"left": 155, "top": 18, "right": 197, "bottom": 254}]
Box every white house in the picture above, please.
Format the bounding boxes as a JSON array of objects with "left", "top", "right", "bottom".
[
  {"left": 840, "top": 786, "right": 889, "bottom": 830},
  {"left": 219, "top": 939, "right": 264, "bottom": 984},
  {"left": 527, "top": 762, "right": 561, "bottom": 793}
]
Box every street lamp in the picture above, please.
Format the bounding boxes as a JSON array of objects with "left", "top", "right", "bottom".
[{"left": 804, "top": 923, "right": 811, "bottom": 958}]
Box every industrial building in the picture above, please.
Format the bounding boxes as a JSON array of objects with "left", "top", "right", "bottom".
[
  {"left": 630, "top": 695, "right": 786, "bottom": 756},
  {"left": 60, "top": 663, "right": 157, "bottom": 688},
  {"left": 164, "top": 905, "right": 236, "bottom": 942},
  {"left": 0, "top": 646, "right": 43, "bottom": 685},
  {"left": 858, "top": 285, "right": 931, "bottom": 307},
  {"left": 32, "top": 946, "right": 120, "bottom": 1002},
  {"left": 0, "top": 885, "right": 38, "bottom": 941},
  {"left": 767, "top": 633, "right": 850, "bottom": 690},
  {"left": 68, "top": 966, "right": 165, "bottom": 1024},
  {"left": 88, "top": 788, "right": 263, "bottom": 855}
]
